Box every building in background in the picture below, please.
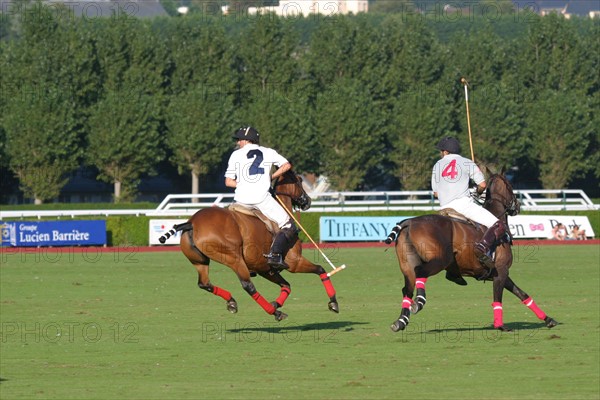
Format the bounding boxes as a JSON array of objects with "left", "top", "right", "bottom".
[
  {"left": 231, "top": 0, "right": 368, "bottom": 16},
  {"left": 519, "top": 0, "right": 600, "bottom": 18}
]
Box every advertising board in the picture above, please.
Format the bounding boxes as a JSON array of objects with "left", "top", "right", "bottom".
[{"left": 1, "top": 220, "right": 106, "bottom": 247}]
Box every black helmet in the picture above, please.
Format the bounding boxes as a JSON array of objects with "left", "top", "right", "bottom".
[
  {"left": 436, "top": 136, "right": 461, "bottom": 154},
  {"left": 233, "top": 126, "right": 260, "bottom": 144}
]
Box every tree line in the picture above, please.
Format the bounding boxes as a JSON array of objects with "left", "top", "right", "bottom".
[{"left": 0, "top": 3, "right": 598, "bottom": 203}]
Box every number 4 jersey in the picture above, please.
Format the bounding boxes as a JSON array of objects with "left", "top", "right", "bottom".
[
  {"left": 431, "top": 154, "right": 485, "bottom": 207},
  {"left": 225, "top": 143, "right": 289, "bottom": 204}
]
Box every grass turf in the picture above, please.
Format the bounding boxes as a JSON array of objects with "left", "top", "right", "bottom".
[{"left": 1, "top": 244, "right": 599, "bottom": 399}]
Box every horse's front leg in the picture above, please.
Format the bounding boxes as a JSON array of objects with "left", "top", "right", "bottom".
[
  {"left": 504, "top": 276, "right": 558, "bottom": 328},
  {"left": 290, "top": 255, "right": 339, "bottom": 314},
  {"left": 491, "top": 266, "right": 510, "bottom": 331}
]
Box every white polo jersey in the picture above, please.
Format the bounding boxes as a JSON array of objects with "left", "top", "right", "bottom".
[
  {"left": 431, "top": 154, "right": 485, "bottom": 207},
  {"left": 431, "top": 154, "right": 497, "bottom": 227},
  {"left": 225, "top": 144, "right": 289, "bottom": 204}
]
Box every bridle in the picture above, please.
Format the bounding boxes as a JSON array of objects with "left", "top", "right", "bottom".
[
  {"left": 484, "top": 174, "right": 520, "bottom": 217},
  {"left": 273, "top": 171, "right": 311, "bottom": 211}
]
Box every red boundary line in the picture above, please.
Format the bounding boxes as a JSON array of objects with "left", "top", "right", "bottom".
[{"left": 1, "top": 239, "right": 597, "bottom": 253}]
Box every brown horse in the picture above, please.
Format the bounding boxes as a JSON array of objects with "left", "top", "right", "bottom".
[
  {"left": 159, "top": 170, "right": 338, "bottom": 321},
  {"left": 385, "top": 174, "right": 558, "bottom": 332}
]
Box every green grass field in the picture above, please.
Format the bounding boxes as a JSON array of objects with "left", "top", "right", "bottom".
[{"left": 1, "top": 244, "right": 599, "bottom": 400}]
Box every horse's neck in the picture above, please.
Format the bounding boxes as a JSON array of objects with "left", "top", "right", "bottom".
[{"left": 485, "top": 204, "right": 505, "bottom": 220}]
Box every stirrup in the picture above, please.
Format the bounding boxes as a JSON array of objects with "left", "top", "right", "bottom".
[
  {"left": 265, "top": 253, "right": 289, "bottom": 270},
  {"left": 475, "top": 252, "right": 496, "bottom": 281}
]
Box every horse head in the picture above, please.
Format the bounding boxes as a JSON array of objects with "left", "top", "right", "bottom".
[
  {"left": 484, "top": 174, "right": 520, "bottom": 218},
  {"left": 273, "top": 170, "right": 312, "bottom": 211}
]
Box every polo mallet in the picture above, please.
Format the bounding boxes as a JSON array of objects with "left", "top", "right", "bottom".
[
  {"left": 461, "top": 77, "right": 475, "bottom": 161},
  {"left": 275, "top": 195, "right": 347, "bottom": 277}
]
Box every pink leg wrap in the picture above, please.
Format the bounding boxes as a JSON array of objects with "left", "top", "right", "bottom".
[
  {"left": 492, "top": 302, "right": 503, "bottom": 328},
  {"left": 416, "top": 278, "right": 427, "bottom": 289},
  {"left": 275, "top": 287, "right": 291, "bottom": 306},
  {"left": 252, "top": 292, "right": 276, "bottom": 314},
  {"left": 319, "top": 273, "right": 336, "bottom": 298},
  {"left": 522, "top": 297, "right": 547, "bottom": 320},
  {"left": 402, "top": 296, "right": 413, "bottom": 310},
  {"left": 212, "top": 286, "right": 232, "bottom": 301}
]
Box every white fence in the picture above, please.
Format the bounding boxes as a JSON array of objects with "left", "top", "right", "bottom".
[{"left": 1, "top": 189, "right": 597, "bottom": 219}]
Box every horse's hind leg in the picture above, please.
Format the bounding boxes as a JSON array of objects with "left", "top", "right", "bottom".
[
  {"left": 180, "top": 231, "right": 238, "bottom": 313},
  {"left": 391, "top": 237, "right": 419, "bottom": 332},
  {"left": 504, "top": 277, "right": 558, "bottom": 328},
  {"left": 194, "top": 263, "right": 238, "bottom": 313}
]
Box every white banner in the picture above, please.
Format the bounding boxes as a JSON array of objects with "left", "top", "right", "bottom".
[
  {"left": 149, "top": 219, "right": 187, "bottom": 245},
  {"left": 507, "top": 215, "right": 594, "bottom": 239}
]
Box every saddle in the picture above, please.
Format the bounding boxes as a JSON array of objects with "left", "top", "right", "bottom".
[
  {"left": 228, "top": 203, "right": 279, "bottom": 234},
  {"left": 437, "top": 208, "right": 484, "bottom": 232}
]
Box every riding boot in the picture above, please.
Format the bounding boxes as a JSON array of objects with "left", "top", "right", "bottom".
[
  {"left": 266, "top": 224, "right": 298, "bottom": 270},
  {"left": 474, "top": 220, "right": 507, "bottom": 271}
]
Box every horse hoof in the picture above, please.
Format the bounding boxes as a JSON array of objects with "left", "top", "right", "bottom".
[
  {"left": 273, "top": 310, "right": 288, "bottom": 322},
  {"left": 328, "top": 301, "right": 339, "bottom": 314},
  {"left": 496, "top": 325, "right": 512, "bottom": 332},
  {"left": 410, "top": 302, "right": 423, "bottom": 315},
  {"left": 545, "top": 316, "right": 558, "bottom": 328},
  {"left": 390, "top": 320, "right": 406, "bottom": 332},
  {"left": 226, "top": 299, "right": 238, "bottom": 314}
]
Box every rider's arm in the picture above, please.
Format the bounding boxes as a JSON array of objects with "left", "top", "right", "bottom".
[
  {"left": 225, "top": 177, "right": 237, "bottom": 188},
  {"left": 476, "top": 181, "right": 487, "bottom": 195},
  {"left": 272, "top": 162, "right": 292, "bottom": 180}
]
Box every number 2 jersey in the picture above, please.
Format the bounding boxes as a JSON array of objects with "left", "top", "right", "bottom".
[
  {"left": 224, "top": 143, "right": 289, "bottom": 204},
  {"left": 431, "top": 154, "right": 485, "bottom": 207}
]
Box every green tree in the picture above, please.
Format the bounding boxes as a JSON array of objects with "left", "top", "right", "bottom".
[
  {"left": 378, "top": 15, "right": 453, "bottom": 189},
  {"left": 447, "top": 27, "right": 527, "bottom": 171},
  {"left": 517, "top": 14, "right": 597, "bottom": 189},
  {"left": 526, "top": 90, "right": 595, "bottom": 190},
  {"left": 315, "top": 78, "right": 385, "bottom": 190},
  {"left": 236, "top": 13, "right": 300, "bottom": 101},
  {"left": 165, "top": 87, "right": 233, "bottom": 196},
  {"left": 87, "top": 17, "right": 165, "bottom": 202},
  {"left": 1, "top": 4, "right": 94, "bottom": 203},
  {"left": 164, "top": 18, "right": 235, "bottom": 195},
  {"left": 240, "top": 83, "right": 320, "bottom": 173}
]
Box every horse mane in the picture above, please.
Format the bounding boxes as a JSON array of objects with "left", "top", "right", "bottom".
[
  {"left": 274, "top": 169, "right": 299, "bottom": 186},
  {"left": 488, "top": 173, "right": 514, "bottom": 193}
]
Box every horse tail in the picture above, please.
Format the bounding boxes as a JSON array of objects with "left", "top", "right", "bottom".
[
  {"left": 385, "top": 221, "right": 408, "bottom": 244},
  {"left": 158, "top": 222, "right": 193, "bottom": 244}
]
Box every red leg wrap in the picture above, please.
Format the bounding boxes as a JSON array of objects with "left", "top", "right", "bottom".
[
  {"left": 319, "top": 273, "right": 336, "bottom": 298},
  {"left": 212, "top": 286, "right": 232, "bottom": 301},
  {"left": 275, "top": 287, "right": 291, "bottom": 306},
  {"left": 522, "top": 297, "right": 547, "bottom": 320},
  {"left": 251, "top": 292, "right": 276, "bottom": 314},
  {"left": 402, "top": 296, "right": 413, "bottom": 310},
  {"left": 492, "top": 302, "right": 503, "bottom": 328},
  {"left": 416, "top": 278, "right": 427, "bottom": 290}
]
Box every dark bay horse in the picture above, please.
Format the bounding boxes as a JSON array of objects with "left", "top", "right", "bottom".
[
  {"left": 385, "top": 174, "right": 558, "bottom": 332},
  {"left": 159, "top": 170, "right": 338, "bottom": 321}
]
